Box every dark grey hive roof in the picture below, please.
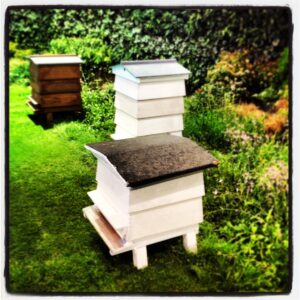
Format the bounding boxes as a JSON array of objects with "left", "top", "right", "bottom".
[{"left": 86, "top": 134, "right": 218, "bottom": 188}]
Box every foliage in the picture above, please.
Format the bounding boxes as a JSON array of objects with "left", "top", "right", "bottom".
[
  {"left": 8, "top": 9, "right": 54, "bottom": 52},
  {"left": 8, "top": 7, "right": 290, "bottom": 93},
  {"left": 9, "top": 67, "right": 289, "bottom": 292},
  {"left": 8, "top": 9, "right": 290, "bottom": 289},
  {"left": 9, "top": 58, "right": 30, "bottom": 85},
  {"left": 81, "top": 81, "right": 115, "bottom": 134},
  {"left": 184, "top": 99, "right": 289, "bottom": 291},
  {"left": 50, "top": 37, "right": 112, "bottom": 81},
  {"left": 253, "top": 47, "right": 289, "bottom": 107},
  {"left": 187, "top": 47, "right": 289, "bottom": 133},
  {"left": 183, "top": 45, "right": 289, "bottom": 290},
  {"left": 9, "top": 42, "right": 34, "bottom": 59},
  {"left": 189, "top": 49, "right": 288, "bottom": 112},
  {"left": 188, "top": 50, "right": 258, "bottom": 115}
]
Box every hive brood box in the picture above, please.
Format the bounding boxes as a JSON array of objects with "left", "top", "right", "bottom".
[
  {"left": 111, "top": 59, "right": 190, "bottom": 140},
  {"left": 27, "top": 55, "right": 83, "bottom": 122},
  {"left": 83, "top": 134, "right": 217, "bottom": 269}
]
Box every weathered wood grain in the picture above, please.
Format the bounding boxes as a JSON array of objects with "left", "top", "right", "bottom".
[
  {"left": 30, "top": 63, "right": 81, "bottom": 81},
  {"left": 31, "top": 79, "right": 81, "bottom": 94},
  {"left": 27, "top": 97, "right": 82, "bottom": 113},
  {"left": 31, "top": 91, "right": 81, "bottom": 108}
]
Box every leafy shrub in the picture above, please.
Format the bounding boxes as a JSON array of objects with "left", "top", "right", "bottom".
[
  {"left": 190, "top": 49, "right": 274, "bottom": 113},
  {"left": 81, "top": 81, "right": 115, "bottom": 135},
  {"left": 9, "top": 42, "right": 34, "bottom": 59},
  {"left": 8, "top": 8, "right": 54, "bottom": 52},
  {"left": 193, "top": 123, "right": 289, "bottom": 291},
  {"left": 192, "top": 214, "right": 288, "bottom": 292},
  {"left": 9, "top": 41, "right": 18, "bottom": 57},
  {"left": 49, "top": 37, "right": 112, "bottom": 81},
  {"left": 253, "top": 47, "right": 289, "bottom": 107},
  {"left": 9, "top": 58, "right": 30, "bottom": 85},
  {"left": 184, "top": 103, "right": 235, "bottom": 151},
  {"left": 8, "top": 7, "right": 290, "bottom": 93}
]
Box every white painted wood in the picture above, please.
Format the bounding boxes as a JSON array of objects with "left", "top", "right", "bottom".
[
  {"left": 114, "top": 76, "right": 186, "bottom": 100},
  {"left": 112, "top": 126, "right": 182, "bottom": 140},
  {"left": 131, "top": 225, "right": 199, "bottom": 250},
  {"left": 138, "top": 80, "right": 186, "bottom": 100},
  {"left": 113, "top": 65, "right": 188, "bottom": 84},
  {"left": 114, "top": 76, "right": 139, "bottom": 99},
  {"left": 183, "top": 232, "right": 198, "bottom": 254},
  {"left": 82, "top": 205, "right": 132, "bottom": 254},
  {"left": 95, "top": 159, "right": 129, "bottom": 214},
  {"left": 129, "top": 172, "right": 204, "bottom": 213},
  {"left": 29, "top": 55, "right": 83, "bottom": 65},
  {"left": 110, "top": 225, "right": 198, "bottom": 255},
  {"left": 111, "top": 126, "right": 135, "bottom": 140},
  {"left": 114, "top": 109, "right": 183, "bottom": 136},
  {"left": 127, "top": 197, "right": 203, "bottom": 241},
  {"left": 87, "top": 190, "right": 128, "bottom": 236},
  {"left": 139, "top": 75, "right": 188, "bottom": 83},
  {"left": 83, "top": 204, "right": 200, "bottom": 261},
  {"left": 116, "top": 59, "right": 190, "bottom": 79},
  {"left": 85, "top": 145, "right": 128, "bottom": 185},
  {"left": 133, "top": 247, "right": 148, "bottom": 269},
  {"left": 115, "top": 92, "right": 184, "bottom": 119},
  {"left": 85, "top": 139, "right": 206, "bottom": 268},
  {"left": 170, "top": 131, "right": 182, "bottom": 137}
]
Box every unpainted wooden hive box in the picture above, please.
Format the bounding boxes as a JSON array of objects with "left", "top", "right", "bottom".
[
  {"left": 111, "top": 59, "right": 190, "bottom": 140},
  {"left": 27, "top": 55, "right": 83, "bottom": 120},
  {"left": 83, "top": 134, "right": 217, "bottom": 269}
]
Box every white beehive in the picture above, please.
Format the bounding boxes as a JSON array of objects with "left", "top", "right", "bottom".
[
  {"left": 83, "top": 134, "right": 218, "bottom": 269},
  {"left": 111, "top": 59, "right": 190, "bottom": 140}
]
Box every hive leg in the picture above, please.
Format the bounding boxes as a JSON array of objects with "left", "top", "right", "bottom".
[
  {"left": 46, "top": 112, "right": 53, "bottom": 124},
  {"left": 132, "top": 246, "right": 148, "bottom": 269},
  {"left": 183, "top": 232, "right": 197, "bottom": 254}
]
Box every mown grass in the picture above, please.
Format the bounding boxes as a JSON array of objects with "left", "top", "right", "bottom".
[
  {"left": 8, "top": 81, "right": 289, "bottom": 293},
  {"left": 8, "top": 84, "right": 211, "bottom": 293}
]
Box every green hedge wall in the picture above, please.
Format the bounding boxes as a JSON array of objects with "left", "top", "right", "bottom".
[{"left": 8, "top": 7, "right": 291, "bottom": 92}]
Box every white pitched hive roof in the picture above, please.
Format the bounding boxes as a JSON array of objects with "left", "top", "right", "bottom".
[{"left": 112, "top": 59, "right": 190, "bottom": 82}]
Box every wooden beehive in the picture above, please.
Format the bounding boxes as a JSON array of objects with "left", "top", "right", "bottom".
[
  {"left": 83, "top": 134, "right": 217, "bottom": 269},
  {"left": 27, "top": 55, "right": 83, "bottom": 122},
  {"left": 111, "top": 59, "right": 190, "bottom": 140}
]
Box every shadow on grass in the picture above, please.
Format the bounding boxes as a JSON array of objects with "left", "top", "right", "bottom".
[
  {"left": 88, "top": 233, "right": 182, "bottom": 270},
  {"left": 28, "top": 111, "right": 85, "bottom": 130}
]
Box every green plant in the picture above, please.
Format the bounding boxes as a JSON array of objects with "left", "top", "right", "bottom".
[
  {"left": 8, "top": 8, "right": 55, "bottom": 52},
  {"left": 49, "top": 37, "right": 112, "bottom": 81},
  {"left": 8, "top": 8, "right": 290, "bottom": 93},
  {"left": 9, "top": 80, "right": 289, "bottom": 292},
  {"left": 253, "top": 47, "right": 289, "bottom": 107},
  {"left": 81, "top": 81, "right": 115, "bottom": 134},
  {"left": 9, "top": 58, "right": 30, "bottom": 85}
]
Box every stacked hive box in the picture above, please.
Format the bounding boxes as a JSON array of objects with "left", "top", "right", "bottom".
[
  {"left": 27, "top": 55, "right": 83, "bottom": 122},
  {"left": 111, "top": 59, "right": 190, "bottom": 140},
  {"left": 83, "top": 134, "right": 218, "bottom": 269}
]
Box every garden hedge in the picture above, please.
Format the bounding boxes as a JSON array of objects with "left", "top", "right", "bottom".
[{"left": 8, "top": 7, "right": 291, "bottom": 92}]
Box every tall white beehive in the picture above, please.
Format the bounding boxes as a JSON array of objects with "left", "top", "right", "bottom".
[{"left": 111, "top": 59, "right": 190, "bottom": 140}]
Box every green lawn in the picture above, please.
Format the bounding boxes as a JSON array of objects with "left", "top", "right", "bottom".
[
  {"left": 8, "top": 83, "right": 289, "bottom": 293},
  {"left": 8, "top": 84, "right": 209, "bottom": 293}
]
